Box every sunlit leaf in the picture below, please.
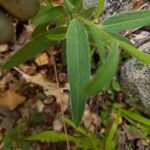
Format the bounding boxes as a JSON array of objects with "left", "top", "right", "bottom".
[
  {"left": 94, "top": 0, "right": 105, "bottom": 20},
  {"left": 121, "top": 109, "right": 150, "bottom": 126},
  {"left": 105, "top": 120, "right": 119, "bottom": 150},
  {"left": 27, "top": 131, "right": 75, "bottom": 142}
]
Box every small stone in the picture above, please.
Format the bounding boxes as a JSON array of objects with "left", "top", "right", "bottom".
[
  {"left": 83, "top": 0, "right": 132, "bottom": 20},
  {"left": 53, "top": 118, "right": 63, "bottom": 131},
  {"left": 1, "top": 117, "right": 15, "bottom": 130},
  {"left": 121, "top": 41, "right": 150, "bottom": 116},
  {"left": 0, "top": 44, "right": 9, "bottom": 52},
  {"left": 83, "top": 0, "right": 98, "bottom": 8},
  {"left": 35, "top": 100, "right": 45, "bottom": 112}
]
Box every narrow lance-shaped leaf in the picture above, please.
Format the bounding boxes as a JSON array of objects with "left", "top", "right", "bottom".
[
  {"left": 120, "top": 109, "right": 150, "bottom": 126},
  {"left": 72, "top": 0, "right": 83, "bottom": 12},
  {"left": 90, "top": 26, "right": 106, "bottom": 61},
  {"left": 2, "top": 27, "right": 66, "bottom": 70},
  {"left": 102, "top": 9, "right": 150, "bottom": 32},
  {"left": 94, "top": 0, "right": 105, "bottom": 20},
  {"left": 32, "top": 23, "right": 49, "bottom": 37},
  {"left": 108, "top": 32, "right": 133, "bottom": 46},
  {"left": 79, "top": 17, "right": 150, "bottom": 65},
  {"left": 26, "top": 131, "right": 75, "bottom": 142},
  {"left": 105, "top": 119, "right": 119, "bottom": 150},
  {"left": 31, "top": 6, "right": 65, "bottom": 25},
  {"left": 46, "top": 26, "right": 67, "bottom": 41},
  {"left": 85, "top": 43, "right": 120, "bottom": 95},
  {"left": 78, "top": 7, "right": 95, "bottom": 19},
  {"left": 3, "top": 127, "right": 22, "bottom": 150},
  {"left": 118, "top": 40, "right": 150, "bottom": 65},
  {"left": 66, "top": 19, "right": 91, "bottom": 126},
  {"left": 27, "top": 130, "right": 100, "bottom": 149},
  {"left": 64, "top": 0, "right": 75, "bottom": 13}
]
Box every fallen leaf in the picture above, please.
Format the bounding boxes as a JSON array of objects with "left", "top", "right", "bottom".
[
  {"left": 0, "top": 90, "right": 26, "bottom": 110},
  {"left": 14, "top": 68, "right": 69, "bottom": 112},
  {"left": 52, "top": 0, "right": 64, "bottom": 6},
  {"left": 35, "top": 53, "right": 49, "bottom": 66}
]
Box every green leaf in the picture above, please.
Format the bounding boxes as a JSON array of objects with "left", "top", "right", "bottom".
[
  {"left": 79, "top": 17, "right": 150, "bottom": 65},
  {"left": 27, "top": 130, "right": 101, "bottom": 149},
  {"left": 27, "top": 131, "right": 75, "bottom": 142},
  {"left": 32, "top": 23, "right": 49, "bottom": 37},
  {"left": 66, "top": 19, "right": 91, "bottom": 126},
  {"left": 64, "top": 0, "right": 75, "bottom": 13},
  {"left": 108, "top": 32, "right": 133, "bottom": 46},
  {"left": 31, "top": 6, "right": 65, "bottom": 25},
  {"left": 78, "top": 7, "right": 95, "bottom": 19},
  {"left": 64, "top": 117, "right": 88, "bottom": 135},
  {"left": 111, "top": 78, "right": 122, "bottom": 92},
  {"left": 102, "top": 9, "right": 150, "bottom": 32},
  {"left": 3, "top": 127, "right": 22, "bottom": 150},
  {"left": 32, "top": 109, "right": 44, "bottom": 124},
  {"left": 46, "top": 25, "right": 67, "bottom": 41},
  {"left": 94, "top": 0, "right": 105, "bottom": 20},
  {"left": 72, "top": 0, "right": 83, "bottom": 12},
  {"left": 85, "top": 43, "right": 119, "bottom": 95},
  {"left": 121, "top": 109, "right": 150, "bottom": 126},
  {"left": 105, "top": 120, "right": 119, "bottom": 150},
  {"left": 47, "top": 33, "right": 66, "bottom": 41},
  {"left": 118, "top": 40, "right": 150, "bottom": 65},
  {"left": 2, "top": 35, "right": 52, "bottom": 70},
  {"left": 90, "top": 25, "right": 106, "bottom": 61},
  {"left": 2, "top": 27, "right": 66, "bottom": 70}
]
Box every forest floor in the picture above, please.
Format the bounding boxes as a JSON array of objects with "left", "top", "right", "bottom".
[{"left": 0, "top": 0, "right": 150, "bottom": 150}]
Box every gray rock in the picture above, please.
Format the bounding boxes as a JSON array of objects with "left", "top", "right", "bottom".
[
  {"left": 83, "top": 0, "right": 98, "bottom": 8},
  {"left": 83, "top": 0, "right": 132, "bottom": 19},
  {"left": 121, "top": 41, "right": 150, "bottom": 116}
]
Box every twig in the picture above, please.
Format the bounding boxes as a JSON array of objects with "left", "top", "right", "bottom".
[{"left": 51, "top": 48, "right": 71, "bottom": 150}]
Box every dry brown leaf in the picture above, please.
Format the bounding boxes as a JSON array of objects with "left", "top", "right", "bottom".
[
  {"left": 14, "top": 68, "right": 69, "bottom": 112},
  {"left": 52, "top": 0, "right": 64, "bottom": 6},
  {"left": 35, "top": 53, "right": 49, "bottom": 66},
  {"left": 0, "top": 90, "right": 26, "bottom": 110},
  {"left": 132, "top": 0, "right": 149, "bottom": 10}
]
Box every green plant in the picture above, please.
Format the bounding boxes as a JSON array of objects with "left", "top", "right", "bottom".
[
  {"left": 26, "top": 106, "right": 150, "bottom": 150},
  {"left": 3, "top": 126, "right": 30, "bottom": 150},
  {"left": 26, "top": 118, "right": 102, "bottom": 150},
  {"left": 3, "top": 106, "right": 150, "bottom": 150},
  {"left": 32, "top": 109, "right": 44, "bottom": 124},
  {"left": 1, "top": 0, "right": 150, "bottom": 126}
]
